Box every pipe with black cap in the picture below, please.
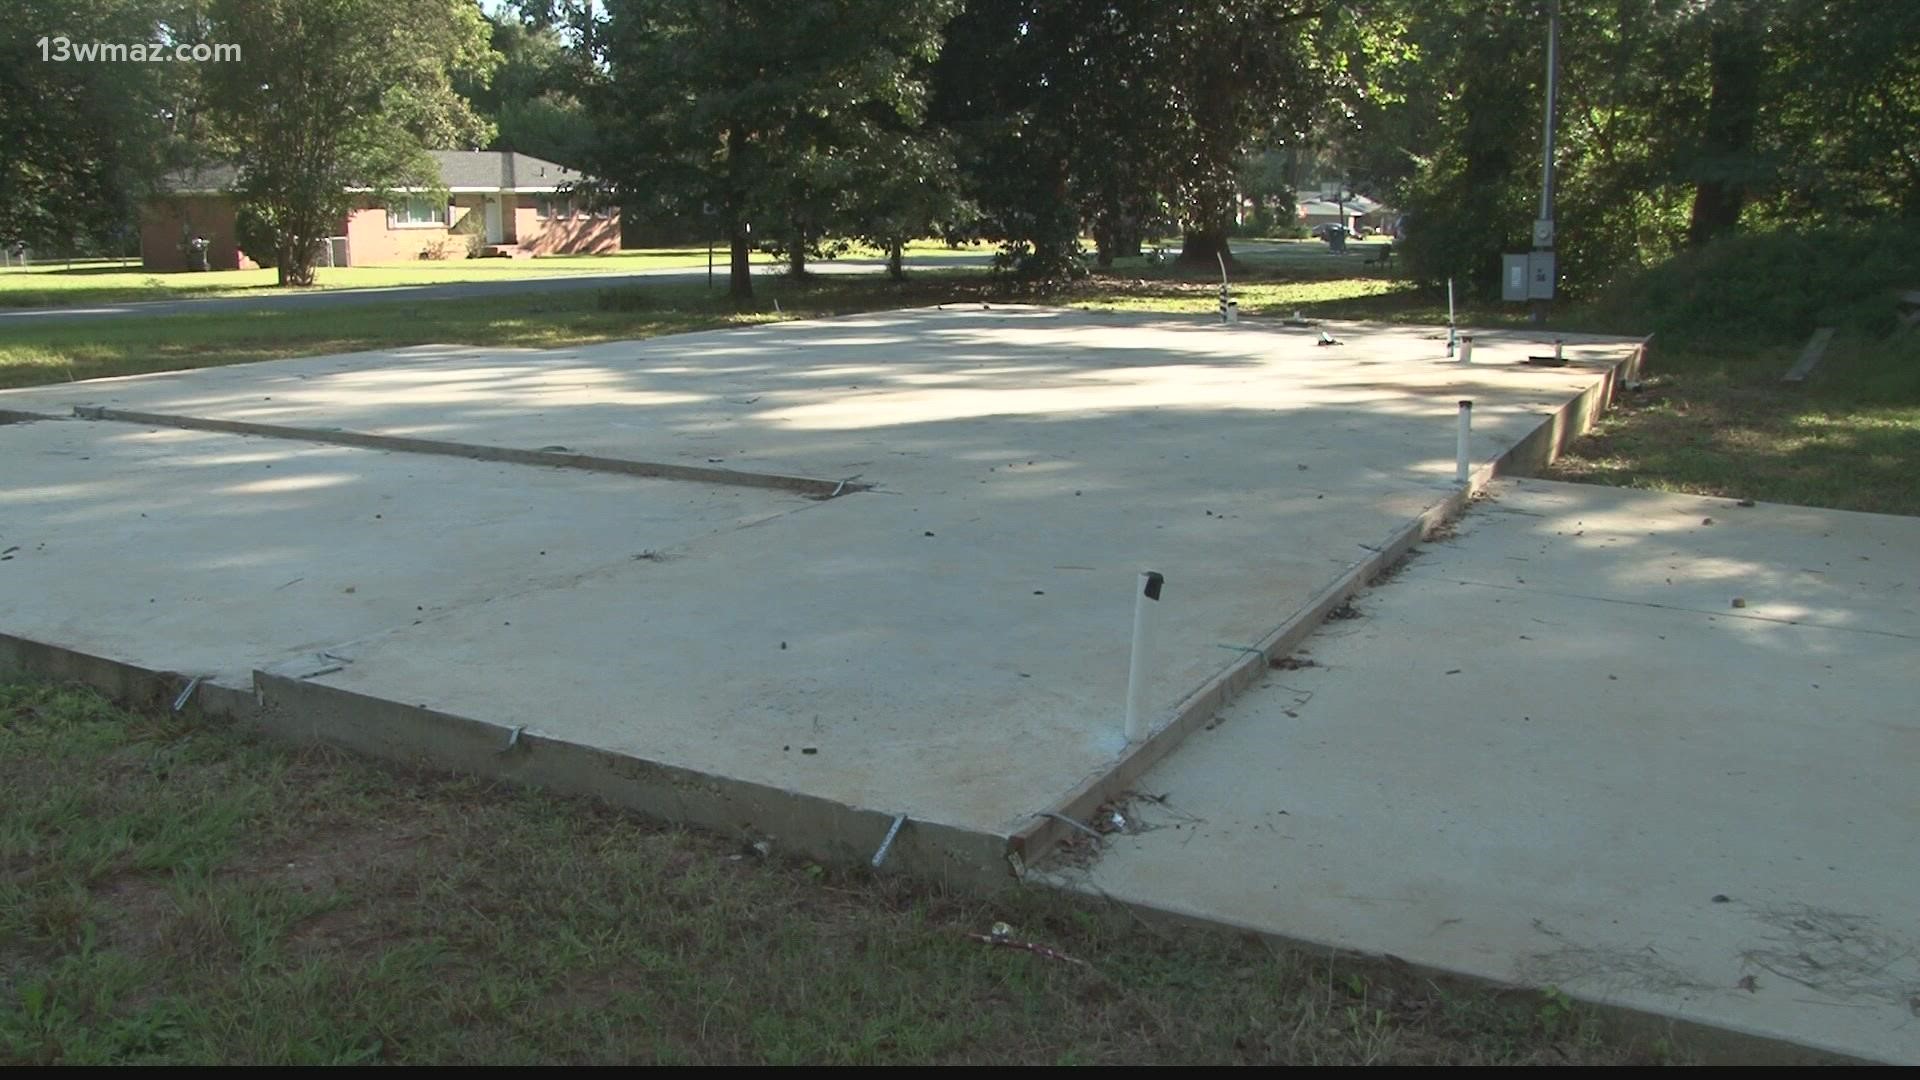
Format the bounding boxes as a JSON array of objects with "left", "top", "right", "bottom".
[{"left": 1125, "top": 571, "right": 1166, "bottom": 742}]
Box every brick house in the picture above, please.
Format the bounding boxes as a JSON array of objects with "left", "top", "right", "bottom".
[{"left": 140, "top": 150, "right": 621, "bottom": 271}]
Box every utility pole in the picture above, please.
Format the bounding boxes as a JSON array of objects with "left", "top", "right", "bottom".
[{"left": 1531, "top": 0, "right": 1561, "bottom": 324}]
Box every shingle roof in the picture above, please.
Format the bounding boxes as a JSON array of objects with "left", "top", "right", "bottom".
[
  {"left": 156, "top": 162, "right": 240, "bottom": 193},
  {"left": 156, "top": 151, "right": 585, "bottom": 195},
  {"left": 429, "top": 150, "right": 585, "bottom": 192}
]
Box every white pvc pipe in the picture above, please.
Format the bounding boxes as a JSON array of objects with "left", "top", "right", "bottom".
[
  {"left": 1456, "top": 400, "right": 1473, "bottom": 484},
  {"left": 1125, "top": 571, "right": 1165, "bottom": 742},
  {"left": 1459, "top": 334, "right": 1474, "bottom": 364}
]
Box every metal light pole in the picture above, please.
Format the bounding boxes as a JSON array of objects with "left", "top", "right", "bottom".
[{"left": 1531, "top": 0, "right": 1561, "bottom": 324}]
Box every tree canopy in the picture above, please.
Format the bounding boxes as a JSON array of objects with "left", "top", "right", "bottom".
[
  {"left": 205, "top": 0, "right": 497, "bottom": 285},
  {"left": 10, "top": 0, "right": 1915, "bottom": 296},
  {"left": 589, "top": 0, "right": 955, "bottom": 298}
]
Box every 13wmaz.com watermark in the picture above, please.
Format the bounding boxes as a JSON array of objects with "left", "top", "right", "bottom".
[{"left": 38, "top": 36, "right": 240, "bottom": 63}]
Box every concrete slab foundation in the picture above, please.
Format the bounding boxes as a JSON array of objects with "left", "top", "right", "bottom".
[
  {"left": 1058, "top": 478, "right": 1920, "bottom": 1063},
  {"left": 1, "top": 307, "right": 1642, "bottom": 883}
]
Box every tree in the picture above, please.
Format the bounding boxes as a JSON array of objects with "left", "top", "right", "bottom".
[
  {"left": 933, "top": 0, "right": 1332, "bottom": 280},
  {"left": 0, "top": 0, "right": 173, "bottom": 253},
  {"left": 461, "top": 14, "right": 594, "bottom": 166},
  {"left": 1682, "top": 0, "right": 1766, "bottom": 245},
  {"left": 594, "top": 0, "right": 954, "bottom": 300},
  {"left": 1159, "top": 1, "right": 1328, "bottom": 268},
  {"left": 932, "top": 0, "right": 1153, "bottom": 283},
  {"left": 1762, "top": 0, "right": 1920, "bottom": 223},
  {"left": 204, "top": 0, "right": 497, "bottom": 285},
  {"left": 839, "top": 129, "right": 971, "bottom": 280}
]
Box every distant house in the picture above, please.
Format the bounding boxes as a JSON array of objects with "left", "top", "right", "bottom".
[
  {"left": 1295, "top": 188, "right": 1394, "bottom": 235},
  {"left": 140, "top": 150, "right": 621, "bottom": 271}
]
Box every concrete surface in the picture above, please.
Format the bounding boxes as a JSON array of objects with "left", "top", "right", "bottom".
[
  {"left": 0, "top": 308, "right": 1640, "bottom": 856},
  {"left": 1060, "top": 477, "right": 1920, "bottom": 1063},
  {"left": 0, "top": 419, "right": 809, "bottom": 685}
]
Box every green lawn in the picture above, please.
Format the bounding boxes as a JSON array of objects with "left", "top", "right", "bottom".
[
  {"left": 0, "top": 275, "right": 982, "bottom": 388},
  {"left": 1544, "top": 333, "right": 1920, "bottom": 515},
  {"left": 0, "top": 241, "right": 997, "bottom": 309},
  {"left": 0, "top": 679, "right": 1654, "bottom": 1066},
  {"left": 0, "top": 249, "right": 779, "bottom": 309}
]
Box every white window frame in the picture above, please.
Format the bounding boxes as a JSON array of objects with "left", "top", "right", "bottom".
[{"left": 387, "top": 195, "right": 447, "bottom": 229}]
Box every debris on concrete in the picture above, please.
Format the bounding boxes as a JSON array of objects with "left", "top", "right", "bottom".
[
  {"left": 1270, "top": 655, "right": 1317, "bottom": 670},
  {"left": 1732, "top": 597, "right": 1747, "bottom": 609},
  {"left": 1035, "top": 810, "right": 1103, "bottom": 841}
]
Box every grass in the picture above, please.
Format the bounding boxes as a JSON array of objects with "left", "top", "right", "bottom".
[
  {"left": 1543, "top": 333, "right": 1920, "bottom": 514},
  {"left": 0, "top": 249, "right": 776, "bottom": 308},
  {"left": 0, "top": 241, "right": 996, "bottom": 309},
  {"left": 0, "top": 276, "right": 973, "bottom": 388},
  {"left": 0, "top": 679, "right": 1658, "bottom": 1066}
]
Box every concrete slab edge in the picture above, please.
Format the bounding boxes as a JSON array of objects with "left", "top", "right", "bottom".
[
  {"left": 1053, "top": 882, "right": 1872, "bottom": 1065},
  {"left": 0, "top": 631, "right": 254, "bottom": 722},
  {"left": 248, "top": 672, "right": 1012, "bottom": 886},
  {"left": 0, "top": 408, "right": 60, "bottom": 425},
  {"left": 0, "top": 630, "right": 1014, "bottom": 886},
  {"left": 1009, "top": 339, "right": 1648, "bottom": 871},
  {"left": 69, "top": 405, "right": 865, "bottom": 499}
]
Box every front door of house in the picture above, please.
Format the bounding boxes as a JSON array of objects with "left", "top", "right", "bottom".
[{"left": 483, "top": 197, "right": 504, "bottom": 245}]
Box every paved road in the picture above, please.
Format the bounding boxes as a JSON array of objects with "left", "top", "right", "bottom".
[{"left": 0, "top": 253, "right": 994, "bottom": 325}]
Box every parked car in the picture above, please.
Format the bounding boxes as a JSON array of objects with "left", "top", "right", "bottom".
[{"left": 1309, "top": 223, "right": 1348, "bottom": 240}]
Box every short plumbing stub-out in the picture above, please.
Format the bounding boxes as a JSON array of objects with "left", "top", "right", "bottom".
[
  {"left": 1458, "top": 334, "right": 1475, "bottom": 364},
  {"left": 1124, "top": 571, "right": 1166, "bottom": 743},
  {"left": 1455, "top": 400, "right": 1474, "bottom": 484}
]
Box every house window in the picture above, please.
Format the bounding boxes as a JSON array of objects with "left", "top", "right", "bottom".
[
  {"left": 535, "top": 195, "right": 552, "bottom": 219},
  {"left": 387, "top": 196, "right": 446, "bottom": 228}
]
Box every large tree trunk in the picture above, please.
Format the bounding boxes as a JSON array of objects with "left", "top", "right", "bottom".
[
  {"left": 1175, "top": 228, "right": 1233, "bottom": 270},
  {"left": 1686, "top": 2, "right": 1765, "bottom": 246},
  {"left": 729, "top": 221, "right": 753, "bottom": 301},
  {"left": 1093, "top": 219, "right": 1117, "bottom": 268},
  {"left": 277, "top": 235, "right": 316, "bottom": 287},
  {"left": 726, "top": 125, "right": 753, "bottom": 300},
  {"left": 786, "top": 223, "right": 807, "bottom": 277},
  {"left": 887, "top": 239, "right": 904, "bottom": 281}
]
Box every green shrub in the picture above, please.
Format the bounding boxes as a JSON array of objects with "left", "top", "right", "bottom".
[{"left": 1587, "top": 222, "right": 1920, "bottom": 347}]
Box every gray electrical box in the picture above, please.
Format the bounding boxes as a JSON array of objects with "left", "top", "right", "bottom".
[{"left": 1502, "top": 252, "right": 1556, "bottom": 301}]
